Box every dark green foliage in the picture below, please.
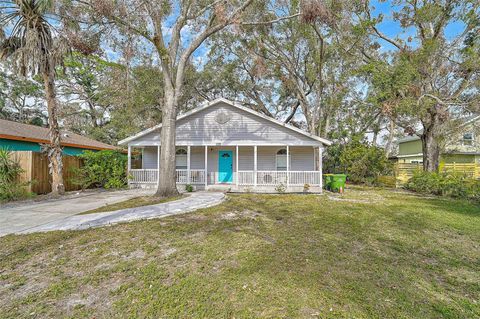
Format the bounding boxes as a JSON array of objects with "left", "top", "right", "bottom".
[
  {"left": 0, "top": 148, "right": 33, "bottom": 202},
  {"left": 185, "top": 184, "right": 193, "bottom": 192},
  {"left": 324, "top": 139, "right": 392, "bottom": 184},
  {"left": 406, "top": 171, "right": 480, "bottom": 202},
  {"left": 73, "top": 150, "right": 128, "bottom": 189}
]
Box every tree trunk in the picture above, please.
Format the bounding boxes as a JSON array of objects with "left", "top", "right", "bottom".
[
  {"left": 421, "top": 119, "right": 441, "bottom": 172},
  {"left": 43, "top": 66, "right": 65, "bottom": 196},
  {"left": 372, "top": 130, "right": 378, "bottom": 146},
  {"left": 155, "top": 91, "right": 179, "bottom": 197},
  {"left": 384, "top": 119, "right": 395, "bottom": 156}
]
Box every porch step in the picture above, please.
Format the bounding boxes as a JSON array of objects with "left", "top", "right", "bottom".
[{"left": 205, "top": 184, "right": 235, "bottom": 192}]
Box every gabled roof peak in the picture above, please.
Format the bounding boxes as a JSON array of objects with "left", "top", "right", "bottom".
[{"left": 118, "top": 98, "right": 332, "bottom": 146}]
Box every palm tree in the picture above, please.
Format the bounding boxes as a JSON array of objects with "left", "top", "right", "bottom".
[{"left": 0, "top": 0, "right": 68, "bottom": 195}]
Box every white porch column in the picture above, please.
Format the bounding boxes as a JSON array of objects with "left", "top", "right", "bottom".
[
  {"left": 286, "top": 145, "right": 289, "bottom": 188},
  {"left": 254, "top": 145, "right": 257, "bottom": 187},
  {"left": 187, "top": 145, "right": 191, "bottom": 184},
  {"left": 127, "top": 145, "right": 131, "bottom": 187},
  {"left": 127, "top": 145, "right": 131, "bottom": 171},
  {"left": 157, "top": 145, "right": 160, "bottom": 186},
  {"left": 318, "top": 146, "right": 323, "bottom": 188},
  {"left": 236, "top": 145, "right": 239, "bottom": 187},
  {"left": 204, "top": 145, "right": 208, "bottom": 187}
]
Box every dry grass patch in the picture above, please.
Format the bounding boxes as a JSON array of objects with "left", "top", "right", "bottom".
[{"left": 0, "top": 187, "right": 479, "bottom": 318}]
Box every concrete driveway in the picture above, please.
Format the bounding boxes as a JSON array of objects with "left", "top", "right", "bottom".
[
  {"left": 20, "top": 192, "right": 225, "bottom": 234},
  {"left": 0, "top": 189, "right": 153, "bottom": 236}
]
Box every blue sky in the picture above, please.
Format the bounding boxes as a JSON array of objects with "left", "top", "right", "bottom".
[
  {"left": 370, "top": 0, "right": 467, "bottom": 51},
  {"left": 99, "top": 1, "right": 472, "bottom": 64}
]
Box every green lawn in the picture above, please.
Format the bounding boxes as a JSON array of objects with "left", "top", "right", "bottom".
[
  {"left": 78, "top": 195, "right": 185, "bottom": 215},
  {"left": 0, "top": 187, "right": 479, "bottom": 318}
]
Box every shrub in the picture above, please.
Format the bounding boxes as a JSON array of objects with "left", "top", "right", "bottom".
[
  {"left": 185, "top": 184, "right": 194, "bottom": 192},
  {"left": 275, "top": 183, "right": 286, "bottom": 193},
  {"left": 303, "top": 183, "right": 310, "bottom": 193},
  {"left": 405, "top": 170, "right": 480, "bottom": 202},
  {"left": 73, "top": 150, "right": 128, "bottom": 189},
  {"left": 327, "top": 140, "right": 392, "bottom": 184},
  {"left": 0, "top": 148, "right": 33, "bottom": 202}
]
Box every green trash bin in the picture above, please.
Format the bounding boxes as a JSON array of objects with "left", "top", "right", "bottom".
[
  {"left": 330, "top": 174, "right": 347, "bottom": 193},
  {"left": 324, "top": 174, "right": 334, "bottom": 190}
]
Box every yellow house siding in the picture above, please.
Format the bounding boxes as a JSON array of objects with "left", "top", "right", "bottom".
[{"left": 441, "top": 154, "right": 476, "bottom": 164}]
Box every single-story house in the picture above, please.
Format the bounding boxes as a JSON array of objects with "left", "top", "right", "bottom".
[
  {"left": 119, "top": 98, "right": 332, "bottom": 193},
  {"left": 0, "top": 119, "right": 117, "bottom": 155},
  {"left": 394, "top": 115, "right": 480, "bottom": 164}
]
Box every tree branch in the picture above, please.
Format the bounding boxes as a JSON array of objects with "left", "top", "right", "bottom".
[{"left": 240, "top": 12, "right": 301, "bottom": 25}]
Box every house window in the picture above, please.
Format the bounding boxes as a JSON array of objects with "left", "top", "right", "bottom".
[
  {"left": 276, "top": 149, "right": 289, "bottom": 171},
  {"left": 176, "top": 148, "right": 187, "bottom": 169},
  {"left": 463, "top": 132, "right": 474, "bottom": 146}
]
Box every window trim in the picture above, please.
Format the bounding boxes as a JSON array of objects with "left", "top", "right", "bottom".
[
  {"left": 276, "top": 148, "right": 289, "bottom": 171},
  {"left": 175, "top": 148, "right": 188, "bottom": 170},
  {"left": 463, "top": 132, "right": 474, "bottom": 146}
]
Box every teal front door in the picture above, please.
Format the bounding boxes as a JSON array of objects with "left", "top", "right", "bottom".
[{"left": 218, "top": 150, "right": 233, "bottom": 183}]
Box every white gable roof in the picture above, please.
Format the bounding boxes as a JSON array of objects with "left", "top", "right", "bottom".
[{"left": 118, "top": 98, "right": 332, "bottom": 146}]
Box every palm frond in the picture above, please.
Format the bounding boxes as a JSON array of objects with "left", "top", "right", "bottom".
[
  {"left": 0, "top": 36, "right": 21, "bottom": 59},
  {"left": 0, "top": 0, "right": 58, "bottom": 75},
  {"left": 33, "top": 0, "right": 54, "bottom": 14}
]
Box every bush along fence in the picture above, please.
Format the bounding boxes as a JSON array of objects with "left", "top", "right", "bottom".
[
  {"left": 71, "top": 150, "right": 128, "bottom": 190},
  {"left": 393, "top": 162, "right": 480, "bottom": 187},
  {"left": 5, "top": 150, "right": 129, "bottom": 196},
  {"left": 405, "top": 170, "right": 480, "bottom": 203},
  {"left": 1, "top": 148, "right": 33, "bottom": 202}
]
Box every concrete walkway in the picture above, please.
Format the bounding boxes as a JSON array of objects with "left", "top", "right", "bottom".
[
  {"left": 14, "top": 192, "right": 224, "bottom": 235},
  {"left": 0, "top": 189, "right": 153, "bottom": 236}
]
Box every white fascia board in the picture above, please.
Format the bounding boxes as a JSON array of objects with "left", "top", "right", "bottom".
[{"left": 129, "top": 141, "right": 324, "bottom": 147}]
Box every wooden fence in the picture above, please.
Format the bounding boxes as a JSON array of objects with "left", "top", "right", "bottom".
[
  {"left": 440, "top": 163, "right": 480, "bottom": 179},
  {"left": 394, "top": 162, "right": 480, "bottom": 187},
  {"left": 11, "top": 151, "right": 83, "bottom": 194}
]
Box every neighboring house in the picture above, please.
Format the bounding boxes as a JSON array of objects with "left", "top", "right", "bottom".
[
  {"left": 395, "top": 115, "right": 480, "bottom": 164},
  {"left": 0, "top": 119, "right": 117, "bottom": 155},
  {"left": 119, "top": 98, "right": 332, "bottom": 193}
]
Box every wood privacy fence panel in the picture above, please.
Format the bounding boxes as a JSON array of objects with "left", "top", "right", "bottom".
[
  {"left": 31, "top": 152, "right": 51, "bottom": 194},
  {"left": 395, "top": 163, "right": 423, "bottom": 185},
  {"left": 440, "top": 163, "right": 480, "bottom": 179},
  {"left": 62, "top": 155, "right": 83, "bottom": 192},
  {"left": 394, "top": 162, "right": 480, "bottom": 186},
  {"left": 11, "top": 151, "right": 83, "bottom": 194}
]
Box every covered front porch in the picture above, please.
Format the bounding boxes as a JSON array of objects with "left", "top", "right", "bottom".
[{"left": 127, "top": 145, "right": 323, "bottom": 192}]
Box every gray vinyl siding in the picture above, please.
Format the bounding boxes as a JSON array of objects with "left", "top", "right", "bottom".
[
  {"left": 130, "top": 102, "right": 322, "bottom": 146},
  {"left": 140, "top": 145, "right": 315, "bottom": 172},
  {"left": 190, "top": 147, "right": 204, "bottom": 170},
  {"left": 142, "top": 147, "right": 158, "bottom": 169},
  {"left": 139, "top": 146, "right": 316, "bottom": 173},
  {"left": 238, "top": 146, "right": 254, "bottom": 170},
  {"left": 290, "top": 147, "right": 315, "bottom": 171}
]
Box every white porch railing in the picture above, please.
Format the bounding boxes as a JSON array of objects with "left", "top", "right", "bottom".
[
  {"left": 129, "top": 169, "right": 158, "bottom": 184},
  {"left": 190, "top": 169, "right": 206, "bottom": 184},
  {"left": 176, "top": 169, "right": 206, "bottom": 184},
  {"left": 257, "top": 171, "right": 288, "bottom": 186},
  {"left": 238, "top": 171, "right": 255, "bottom": 185},
  {"left": 288, "top": 171, "right": 321, "bottom": 185},
  {"left": 255, "top": 171, "right": 321, "bottom": 186},
  {"left": 129, "top": 169, "right": 321, "bottom": 187}
]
